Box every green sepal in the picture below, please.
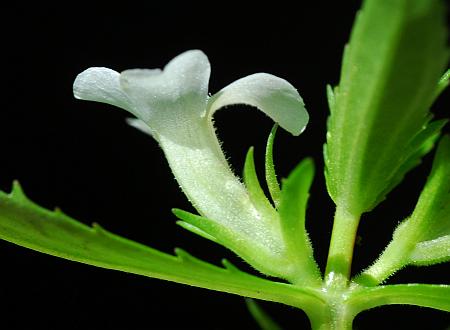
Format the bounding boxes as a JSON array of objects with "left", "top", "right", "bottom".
[
  {"left": 265, "top": 124, "right": 281, "bottom": 207},
  {"left": 172, "top": 209, "right": 232, "bottom": 248},
  {"left": 278, "top": 158, "right": 321, "bottom": 286},
  {"left": 243, "top": 147, "right": 277, "bottom": 217},
  {"left": 325, "top": 0, "right": 449, "bottom": 215},
  {"left": 245, "top": 299, "right": 282, "bottom": 330},
  {"left": 176, "top": 221, "right": 218, "bottom": 243},
  {"left": 172, "top": 208, "right": 291, "bottom": 280}
]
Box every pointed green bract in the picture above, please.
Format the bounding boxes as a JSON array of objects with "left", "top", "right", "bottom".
[
  {"left": 278, "top": 158, "right": 321, "bottom": 286},
  {"left": 265, "top": 124, "right": 281, "bottom": 207},
  {"left": 325, "top": 0, "right": 448, "bottom": 215},
  {"left": 357, "top": 136, "right": 450, "bottom": 285},
  {"left": 243, "top": 147, "right": 277, "bottom": 217},
  {"left": 176, "top": 221, "right": 218, "bottom": 243}
]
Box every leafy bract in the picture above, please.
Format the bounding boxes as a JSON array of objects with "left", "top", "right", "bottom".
[
  {"left": 278, "top": 158, "right": 321, "bottom": 285},
  {"left": 243, "top": 146, "right": 277, "bottom": 219},
  {"left": 265, "top": 124, "right": 281, "bottom": 207},
  {"left": 325, "top": 0, "right": 448, "bottom": 215}
]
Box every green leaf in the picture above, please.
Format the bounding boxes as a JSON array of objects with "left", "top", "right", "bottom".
[
  {"left": 243, "top": 146, "right": 277, "bottom": 217},
  {"left": 278, "top": 158, "right": 321, "bottom": 286},
  {"left": 349, "top": 284, "right": 450, "bottom": 314},
  {"left": 356, "top": 136, "right": 450, "bottom": 285},
  {"left": 0, "top": 182, "right": 325, "bottom": 311},
  {"left": 265, "top": 124, "right": 281, "bottom": 207},
  {"left": 246, "top": 299, "right": 283, "bottom": 330},
  {"left": 325, "top": 0, "right": 448, "bottom": 215}
]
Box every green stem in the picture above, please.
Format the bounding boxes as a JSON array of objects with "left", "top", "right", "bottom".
[
  {"left": 325, "top": 205, "right": 361, "bottom": 288},
  {"left": 309, "top": 303, "right": 355, "bottom": 330}
]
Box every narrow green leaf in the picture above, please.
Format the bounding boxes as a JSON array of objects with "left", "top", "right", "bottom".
[
  {"left": 246, "top": 299, "right": 283, "bottom": 330},
  {"left": 325, "top": 0, "right": 448, "bottom": 215},
  {"left": 356, "top": 136, "right": 450, "bottom": 285},
  {"left": 265, "top": 124, "right": 281, "bottom": 207},
  {"left": 243, "top": 147, "right": 277, "bottom": 217},
  {"left": 0, "top": 183, "right": 325, "bottom": 311},
  {"left": 278, "top": 158, "right": 321, "bottom": 286},
  {"left": 349, "top": 284, "right": 450, "bottom": 314}
]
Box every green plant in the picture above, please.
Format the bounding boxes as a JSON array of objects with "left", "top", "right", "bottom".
[{"left": 0, "top": 0, "right": 448, "bottom": 329}]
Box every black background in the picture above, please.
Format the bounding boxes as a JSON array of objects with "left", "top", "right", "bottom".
[{"left": 1, "top": 1, "right": 449, "bottom": 329}]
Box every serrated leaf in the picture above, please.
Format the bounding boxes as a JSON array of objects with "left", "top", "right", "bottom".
[
  {"left": 0, "top": 183, "right": 325, "bottom": 310},
  {"left": 246, "top": 299, "right": 283, "bottom": 330},
  {"left": 265, "top": 124, "right": 281, "bottom": 207},
  {"left": 243, "top": 147, "right": 277, "bottom": 217},
  {"left": 356, "top": 136, "right": 450, "bottom": 285},
  {"left": 278, "top": 158, "right": 321, "bottom": 286},
  {"left": 325, "top": 0, "right": 449, "bottom": 215}
]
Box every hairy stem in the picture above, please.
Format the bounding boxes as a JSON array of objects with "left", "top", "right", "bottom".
[
  {"left": 325, "top": 205, "right": 361, "bottom": 288},
  {"left": 309, "top": 303, "right": 355, "bottom": 330}
]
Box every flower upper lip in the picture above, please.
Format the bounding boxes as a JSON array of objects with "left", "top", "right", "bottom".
[{"left": 73, "top": 50, "right": 307, "bottom": 140}]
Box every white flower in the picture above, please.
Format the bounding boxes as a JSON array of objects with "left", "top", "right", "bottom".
[{"left": 73, "top": 50, "right": 308, "bottom": 279}]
